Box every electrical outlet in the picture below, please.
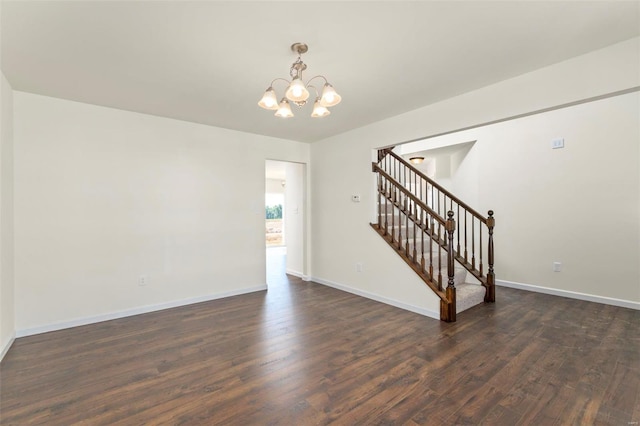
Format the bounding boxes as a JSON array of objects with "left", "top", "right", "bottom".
[
  {"left": 553, "top": 262, "right": 562, "bottom": 272},
  {"left": 138, "top": 275, "right": 148, "bottom": 286},
  {"left": 356, "top": 262, "right": 363, "bottom": 273}
]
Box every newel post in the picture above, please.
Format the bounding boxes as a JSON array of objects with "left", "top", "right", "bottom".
[
  {"left": 486, "top": 210, "right": 496, "bottom": 303},
  {"left": 376, "top": 172, "right": 382, "bottom": 230},
  {"left": 441, "top": 211, "right": 457, "bottom": 322},
  {"left": 377, "top": 147, "right": 392, "bottom": 162}
]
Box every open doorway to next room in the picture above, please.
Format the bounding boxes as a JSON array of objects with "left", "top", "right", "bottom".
[{"left": 265, "top": 160, "right": 305, "bottom": 286}]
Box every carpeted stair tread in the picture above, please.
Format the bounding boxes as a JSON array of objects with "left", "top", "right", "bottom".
[{"left": 456, "top": 283, "right": 486, "bottom": 313}]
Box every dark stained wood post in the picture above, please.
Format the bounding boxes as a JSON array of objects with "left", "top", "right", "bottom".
[
  {"left": 404, "top": 192, "right": 409, "bottom": 255},
  {"left": 446, "top": 211, "right": 456, "bottom": 289},
  {"left": 420, "top": 209, "right": 426, "bottom": 273},
  {"left": 377, "top": 147, "right": 392, "bottom": 162},
  {"left": 383, "top": 178, "right": 389, "bottom": 236},
  {"left": 412, "top": 202, "right": 417, "bottom": 262},
  {"left": 486, "top": 210, "right": 496, "bottom": 303},
  {"left": 377, "top": 172, "right": 382, "bottom": 229},
  {"left": 372, "top": 162, "right": 385, "bottom": 234},
  {"left": 441, "top": 211, "right": 457, "bottom": 322},
  {"left": 396, "top": 190, "right": 402, "bottom": 249}
]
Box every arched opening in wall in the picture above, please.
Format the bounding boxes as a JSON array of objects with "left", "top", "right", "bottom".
[{"left": 265, "top": 160, "right": 307, "bottom": 288}]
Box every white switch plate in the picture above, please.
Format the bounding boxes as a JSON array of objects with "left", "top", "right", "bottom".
[
  {"left": 351, "top": 195, "right": 361, "bottom": 203},
  {"left": 551, "top": 138, "right": 565, "bottom": 149}
]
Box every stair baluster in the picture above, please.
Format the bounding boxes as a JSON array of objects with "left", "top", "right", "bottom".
[
  {"left": 471, "top": 218, "right": 476, "bottom": 270},
  {"left": 420, "top": 209, "right": 425, "bottom": 272},
  {"left": 429, "top": 218, "right": 434, "bottom": 280},
  {"left": 437, "top": 222, "right": 443, "bottom": 289},
  {"left": 391, "top": 179, "right": 396, "bottom": 244}
]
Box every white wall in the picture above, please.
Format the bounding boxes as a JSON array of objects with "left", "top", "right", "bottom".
[
  {"left": 311, "top": 137, "right": 443, "bottom": 317},
  {"left": 310, "top": 37, "right": 640, "bottom": 315},
  {"left": 284, "top": 162, "right": 305, "bottom": 277},
  {"left": 13, "top": 92, "right": 309, "bottom": 334},
  {"left": 0, "top": 71, "right": 15, "bottom": 359}
]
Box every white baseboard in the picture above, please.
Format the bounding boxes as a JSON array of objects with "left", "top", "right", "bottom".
[
  {"left": 16, "top": 285, "right": 268, "bottom": 338},
  {"left": 285, "top": 269, "right": 303, "bottom": 278},
  {"left": 311, "top": 276, "right": 439, "bottom": 320},
  {"left": 0, "top": 331, "right": 16, "bottom": 363},
  {"left": 497, "top": 280, "right": 640, "bottom": 310},
  {"left": 285, "top": 269, "right": 310, "bottom": 281}
]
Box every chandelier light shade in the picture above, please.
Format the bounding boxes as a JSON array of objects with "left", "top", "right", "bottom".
[
  {"left": 311, "top": 98, "right": 330, "bottom": 118},
  {"left": 275, "top": 98, "right": 294, "bottom": 118},
  {"left": 258, "top": 43, "right": 342, "bottom": 118},
  {"left": 285, "top": 77, "right": 310, "bottom": 103},
  {"left": 258, "top": 87, "right": 279, "bottom": 110},
  {"left": 320, "top": 83, "right": 341, "bottom": 107}
]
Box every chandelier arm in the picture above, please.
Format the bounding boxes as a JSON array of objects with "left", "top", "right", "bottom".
[
  {"left": 306, "top": 84, "right": 321, "bottom": 98},
  {"left": 270, "top": 77, "right": 292, "bottom": 87},
  {"left": 304, "top": 75, "right": 328, "bottom": 86}
]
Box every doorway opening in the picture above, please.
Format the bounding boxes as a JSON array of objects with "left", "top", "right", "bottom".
[{"left": 265, "top": 160, "right": 306, "bottom": 286}]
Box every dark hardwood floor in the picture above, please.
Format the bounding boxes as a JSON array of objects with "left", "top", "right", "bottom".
[{"left": 1, "top": 248, "right": 639, "bottom": 425}]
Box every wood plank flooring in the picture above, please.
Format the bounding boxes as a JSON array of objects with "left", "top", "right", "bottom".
[{"left": 1, "top": 250, "right": 639, "bottom": 425}]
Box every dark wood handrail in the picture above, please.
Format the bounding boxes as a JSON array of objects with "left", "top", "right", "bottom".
[
  {"left": 381, "top": 150, "right": 489, "bottom": 224},
  {"left": 372, "top": 163, "right": 446, "bottom": 226}
]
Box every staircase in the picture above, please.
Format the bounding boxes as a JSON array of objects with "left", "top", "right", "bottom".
[{"left": 371, "top": 148, "right": 495, "bottom": 322}]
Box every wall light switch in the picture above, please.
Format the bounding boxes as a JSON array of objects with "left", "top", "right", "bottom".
[
  {"left": 551, "top": 138, "right": 565, "bottom": 149},
  {"left": 351, "top": 195, "right": 361, "bottom": 203}
]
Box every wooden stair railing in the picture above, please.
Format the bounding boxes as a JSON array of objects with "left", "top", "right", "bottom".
[
  {"left": 371, "top": 163, "right": 458, "bottom": 322},
  {"left": 372, "top": 149, "right": 496, "bottom": 321}
]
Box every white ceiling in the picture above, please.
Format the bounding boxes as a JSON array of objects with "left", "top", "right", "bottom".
[{"left": 2, "top": 1, "right": 639, "bottom": 143}]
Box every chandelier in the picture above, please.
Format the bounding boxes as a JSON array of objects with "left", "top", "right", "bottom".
[{"left": 258, "top": 43, "right": 342, "bottom": 118}]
